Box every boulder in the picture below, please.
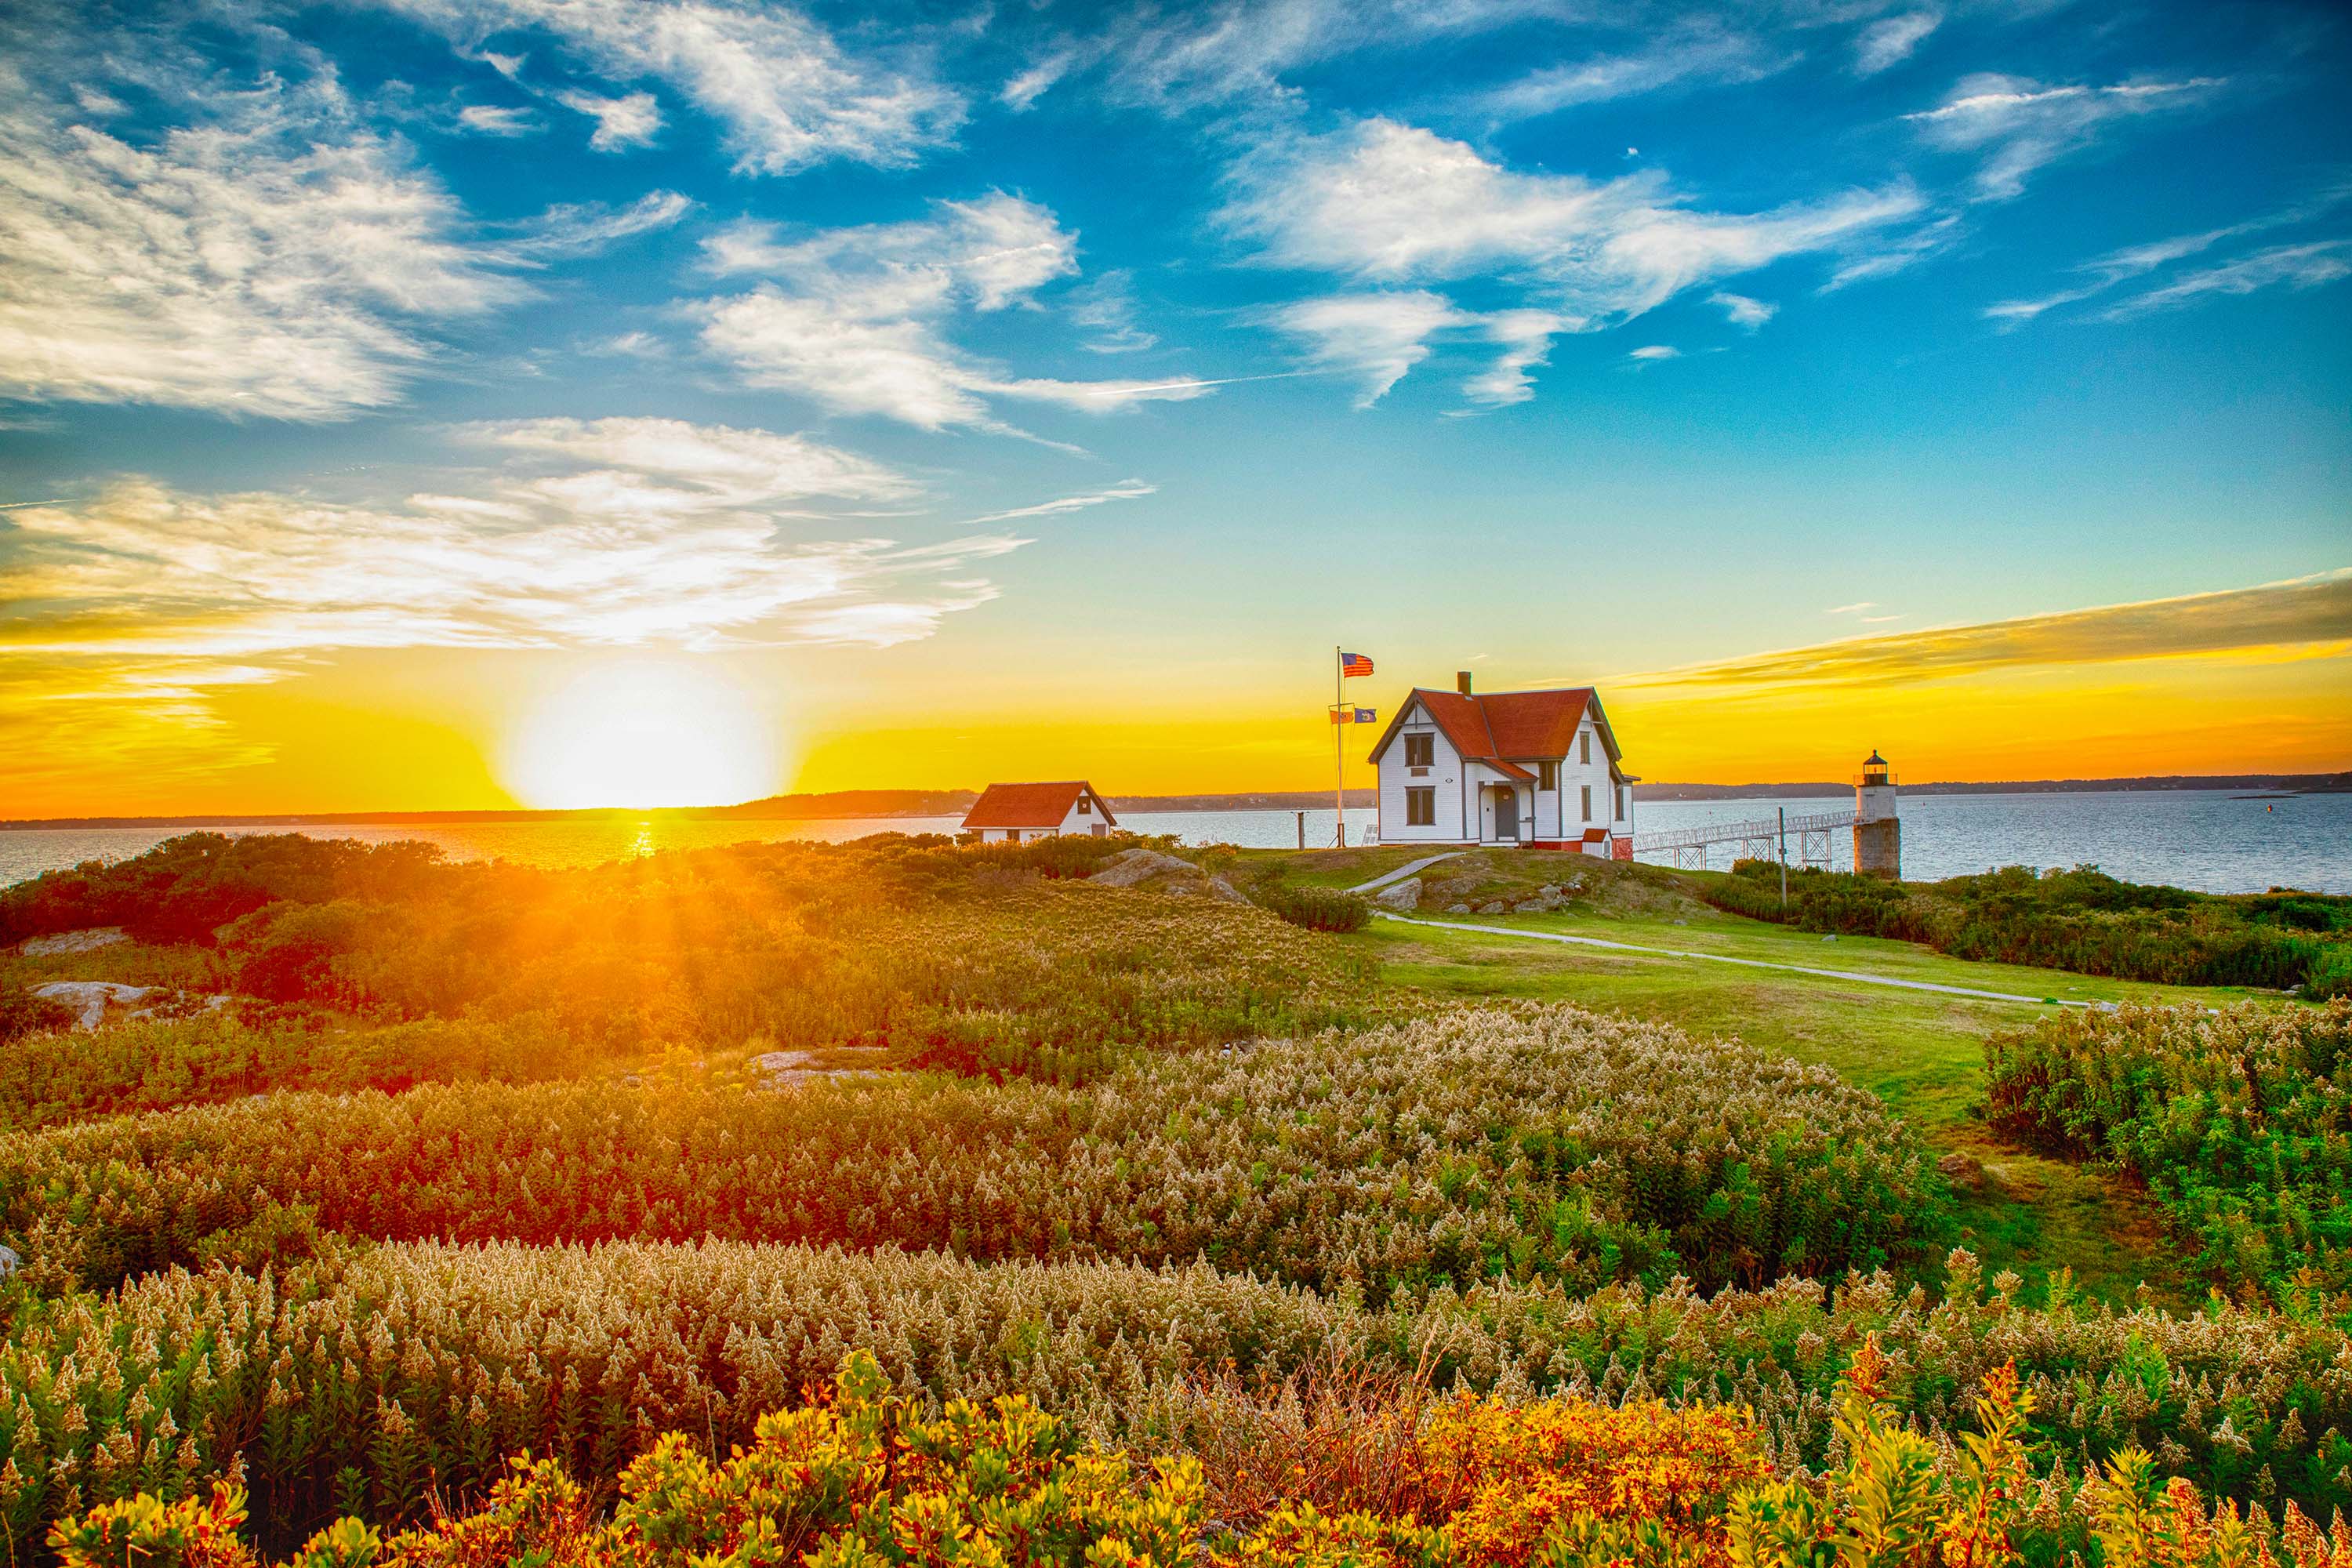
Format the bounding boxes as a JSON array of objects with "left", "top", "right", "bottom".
[
  {"left": 1446, "top": 902, "right": 1472, "bottom": 913},
  {"left": 1203, "top": 874, "right": 1252, "bottom": 906},
  {"left": 30, "top": 981, "right": 154, "bottom": 1032},
  {"left": 1372, "top": 877, "right": 1422, "bottom": 912},
  {"left": 1090, "top": 848, "right": 1196, "bottom": 888},
  {"left": 1936, "top": 1152, "right": 1989, "bottom": 1193},
  {"left": 1475, "top": 901, "right": 1508, "bottom": 915},
  {"left": 20, "top": 927, "right": 128, "bottom": 957}
]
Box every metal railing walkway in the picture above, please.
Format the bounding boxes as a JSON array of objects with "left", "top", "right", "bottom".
[{"left": 1629, "top": 807, "right": 1857, "bottom": 870}]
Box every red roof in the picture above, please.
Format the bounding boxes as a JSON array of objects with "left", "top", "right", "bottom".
[
  {"left": 962, "top": 781, "right": 1115, "bottom": 829},
  {"left": 1487, "top": 759, "right": 1536, "bottom": 781},
  {"left": 1367, "top": 686, "right": 1621, "bottom": 770}
]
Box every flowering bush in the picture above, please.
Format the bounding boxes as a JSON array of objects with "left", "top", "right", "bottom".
[
  {"left": 1985, "top": 1000, "right": 2352, "bottom": 1305},
  {"left": 46, "top": 1349, "right": 2352, "bottom": 1568},
  {"left": 9, "top": 1240, "right": 2352, "bottom": 1556},
  {"left": 0, "top": 1005, "right": 1944, "bottom": 1298}
]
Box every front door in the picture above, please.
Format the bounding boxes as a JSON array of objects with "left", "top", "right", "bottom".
[{"left": 1493, "top": 786, "right": 1519, "bottom": 840}]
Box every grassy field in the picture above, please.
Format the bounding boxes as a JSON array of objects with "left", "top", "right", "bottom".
[{"left": 1271, "top": 854, "right": 2280, "bottom": 1305}]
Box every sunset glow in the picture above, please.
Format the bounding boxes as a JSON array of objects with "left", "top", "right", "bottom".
[{"left": 501, "top": 662, "right": 780, "bottom": 811}]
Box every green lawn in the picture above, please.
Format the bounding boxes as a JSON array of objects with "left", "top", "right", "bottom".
[{"left": 1330, "top": 888, "right": 2278, "bottom": 1307}]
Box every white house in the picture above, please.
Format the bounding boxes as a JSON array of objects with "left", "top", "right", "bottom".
[
  {"left": 1365, "top": 675, "right": 1634, "bottom": 854},
  {"left": 962, "top": 781, "right": 1117, "bottom": 843}
]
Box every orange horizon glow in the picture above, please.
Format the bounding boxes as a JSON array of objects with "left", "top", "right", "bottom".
[{"left": 6, "top": 633, "right": 2347, "bottom": 821}]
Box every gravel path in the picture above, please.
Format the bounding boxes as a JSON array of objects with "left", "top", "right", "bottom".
[
  {"left": 1376, "top": 913, "right": 2096, "bottom": 1008},
  {"left": 1348, "top": 853, "right": 1466, "bottom": 895}
]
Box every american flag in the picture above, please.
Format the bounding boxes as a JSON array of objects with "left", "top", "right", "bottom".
[{"left": 1340, "top": 652, "right": 1374, "bottom": 677}]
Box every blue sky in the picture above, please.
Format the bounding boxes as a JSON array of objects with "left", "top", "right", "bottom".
[{"left": 2, "top": 0, "right": 2348, "bottom": 811}]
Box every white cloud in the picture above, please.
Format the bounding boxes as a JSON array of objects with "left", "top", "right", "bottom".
[
  {"left": 1908, "top": 73, "right": 2225, "bottom": 201},
  {"left": 1001, "top": 54, "right": 1072, "bottom": 111},
  {"left": 1853, "top": 10, "right": 1939, "bottom": 76},
  {"left": 0, "top": 418, "right": 1016, "bottom": 772},
  {"left": 695, "top": 195, "right": 1210, "bottom": 430},
  {"left": 961, "top": 479, "right": 1155, "bottom": 524},
  {"left": 384, "top": 0, "right": 961, "bottom": 174},
  {"left": 505, "top": 190, "right": 691, "bottom": 258},
  {"left": 464, "top": 416, "right": 916, "bottom": 503},
  {"left": 1481, "top": 27, "right": 1793, "bottom": 120},
  {"left": 1460, "top": 309, "right": 1565, "bottom": 407},
  {"left": 0, "top": 58, "right": 523, "bottom": 420},
  {"left": 1273, "top": 291, "right": 1466, "bottom": 407},
  {"left": 1628, "top": 343, "right": 1679, "bottom": 361},
  {"left": 1095, "top": 0, "right": 1563, "bottom": 108},
  {"left": 1230, "top": 118, "right": 1918, "bottom": 398},
  {"left": 457, "top": 103, "right": 539, "bottom": 135},
  {"left": 556, "top": 88, "right": 662, "bottom": 151},
  {"left": 1067, "top": 270, "right": 1158, "bottom": 354},
  {"left": 1985, "top": 184, "right": 2352, "bottom": 326},
  {"left": 2101, "top": 239, "right": 2352, "bottom": 319},
  {"left": 1710, "top": 291, "right": 1776, "bottom": 328}
]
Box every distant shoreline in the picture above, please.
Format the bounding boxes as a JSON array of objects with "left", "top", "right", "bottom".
[{"left": 4, "top": 772, "right": 2345, "bottom": 831}]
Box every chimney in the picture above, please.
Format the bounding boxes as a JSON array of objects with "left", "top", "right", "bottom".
[{"left": 1457, "top": 671, "right": 1474, "bottom": 695}]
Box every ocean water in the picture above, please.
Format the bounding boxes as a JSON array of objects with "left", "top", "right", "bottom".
[{"left": 0, "top": 789, "right": 2343, "bottom": 895}]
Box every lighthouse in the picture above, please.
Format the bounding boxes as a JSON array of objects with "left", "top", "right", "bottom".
[{"left": 1854, "top": 750, "right": 1900, "bottom": 880}]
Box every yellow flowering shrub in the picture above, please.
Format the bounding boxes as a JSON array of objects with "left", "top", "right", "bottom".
[{"left": 48, "top": 1351, "right": 2352, "bottom": 1568}]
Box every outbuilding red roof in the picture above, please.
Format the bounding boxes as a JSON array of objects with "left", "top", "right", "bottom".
[
  {"left": 962, "top": 781, "right": 1116, "bottom": 829},
  {"left": 1367, "top": 686, "right": 1621, "bottom": 770}
]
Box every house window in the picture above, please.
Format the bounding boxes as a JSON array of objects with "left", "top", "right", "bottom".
[
  {"left": 1404, "top": 733, "right": 1434, "bottom": 768},
  {"left": 1406, "top": 787, "right": 1436, "bottom": 827},
  {"left": 1614, "top": 785, "right": 1626, "bottom": 820},
  {"left": 1538, "top": 761, "right": 1558, "bottom": 790},
  {"left": 1581, "top": 786, "right": 1593, "bottom": 822},
  {"left": 1076, "top": 796, "right": 1091, "bottom": 814},
  {"left": 1580, "top": 732, "right": 1592, "bottom": 765}
]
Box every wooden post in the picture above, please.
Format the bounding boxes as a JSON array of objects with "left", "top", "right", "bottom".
[
  {"left": 1778, "top": 807, "right": 1788, "bottom": 910},
  {"left": 1296, "top": 810, "right": 1306, "bottom": 850}
]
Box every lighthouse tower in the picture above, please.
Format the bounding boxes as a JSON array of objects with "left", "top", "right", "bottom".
[{"left": 1854, "top": 750, "right": 1900, "bottom": 880}]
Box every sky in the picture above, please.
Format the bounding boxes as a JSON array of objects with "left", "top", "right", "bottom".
[{"left": 1, "top": 0, "right": 2348, "bottom": 815}]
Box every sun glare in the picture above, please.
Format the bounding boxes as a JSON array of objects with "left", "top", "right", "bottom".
[{"left": 502, "top": 661, "right": 779, "bottom": 810}]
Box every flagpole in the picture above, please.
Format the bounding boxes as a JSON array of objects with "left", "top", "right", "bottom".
[{"left": 1333, "top": 644, "right": 1345, "bottom": 847}]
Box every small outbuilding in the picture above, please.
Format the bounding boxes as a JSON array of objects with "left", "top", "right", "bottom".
[{"left": 962, "top": 781, "right": 1117, "bottom": 843}]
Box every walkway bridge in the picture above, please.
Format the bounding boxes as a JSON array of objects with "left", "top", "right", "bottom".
[{"left": 1630, "top": 807, "right": 1856, "bottom": 870}]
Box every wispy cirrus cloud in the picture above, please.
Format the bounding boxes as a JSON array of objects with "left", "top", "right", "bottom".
[
  {"left": 1985, "top": 183, "right": 2352, "bottom": 325},
  {"left": 2100, "top": 239, "right": 2352, "bottom": 319},
  {"left": 503, "top": 190, "right": 691, "bottom": 259},
  {"left": 380, "top": 0, "right": 961, "bottom": 173},
  {"left": 0, "top": 418, "right": 1042, "bottom": 782},
  {"left": 1621, "top": 571, "right": 2352, "bottom": 691},
  {"left": 694, "top": 194, "right": 1213, "bottom": 430},
  {"left": 1479, "top": 25, "right": 1795, "bottom": 120},
  {"left": 1908, "top": 72, "right": 2227, "bottom": 201},
  {"left": 1233, "top": 118, "right": 1918, "bottom": 402},
  {"left": 1853, "top": 9, "right": 1939, "bottom": 76},
  {"left": 0, "top": 53, "right": 524, "bottom": 420},
  {"left": 555, "top": 88, "right": 662, "bottom": 151}
]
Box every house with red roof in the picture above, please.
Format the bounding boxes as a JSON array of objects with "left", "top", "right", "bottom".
[
  {"left": 961, "top": 781, "right": 1117, "bottom": 843},
  {"left": 1364, "top": 674, "right": 1633, "bottom": 854}
]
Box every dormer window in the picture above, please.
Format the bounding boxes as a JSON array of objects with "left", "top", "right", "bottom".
[{"left": 1404, "top": 733, "right": 1434, "bottom": 768}]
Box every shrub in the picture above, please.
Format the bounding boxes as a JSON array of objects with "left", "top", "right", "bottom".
[
  {"left": 0, "top": 982, "right": 72, "bottom": 1044},
  {"left": 1249, "top": 884, "right": 1373, "bottom": 934},
  {"left": 48, "top": 1343, "right": 2352, "bottom": 1568},
  {"left": 0, "top": 1005, "right": 1945, "bottom": 1300},
  {"left": 1984, "top": 1000, "right": 2352, "bottom": 1305},
  {"left": 1693, "top": 863, "right": 2348, "bottom": 992}
]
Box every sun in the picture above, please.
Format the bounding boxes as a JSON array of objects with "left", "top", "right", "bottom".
[{"left": 502, "top": 660, "right": 779, "bottom": 810}]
